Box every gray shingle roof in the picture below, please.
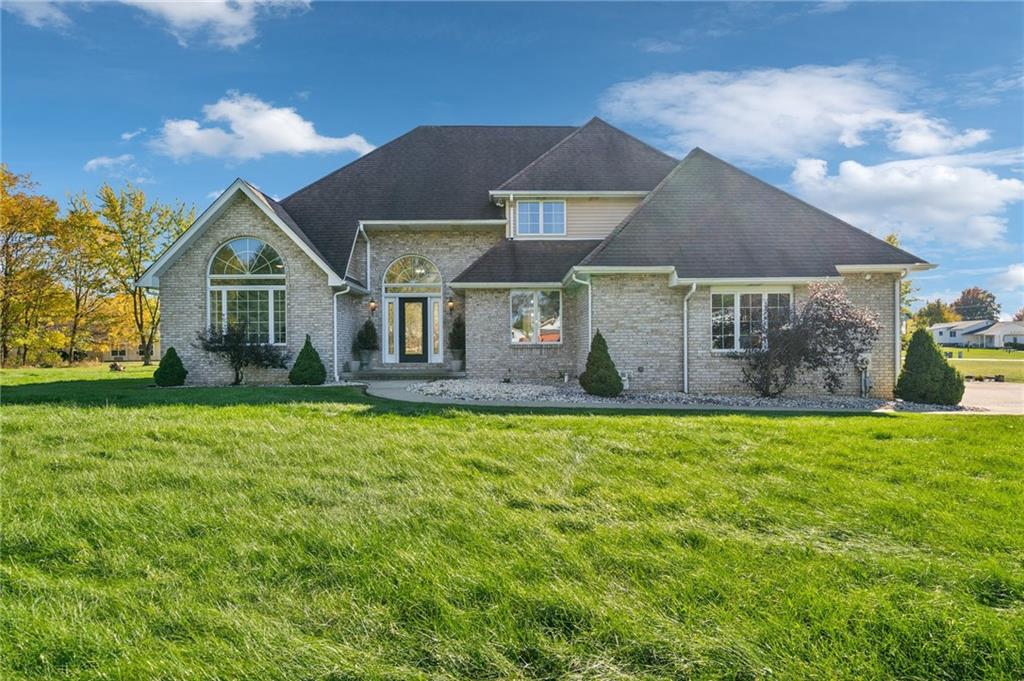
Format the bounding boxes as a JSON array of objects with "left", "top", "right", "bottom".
[
  {"left": 242, "top": 181, "right": 334, "bottom": 271},
  {"left": 497, "top": 117, "right": 678, "bottom": 191},
  {"left": 581, "top": 148, "right": 928, "bottom": 278},
  {"left": 453, "top": 239, "right": 603, "bottom": 284},
  {"left": 279, "top": 125, "right": 576, "bottom": 275}
]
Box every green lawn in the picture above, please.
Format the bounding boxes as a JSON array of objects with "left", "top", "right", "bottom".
[
  {"left": 2, "top": 367, "right": 1023, "bottom": 679},
  {"left": 932, "top": 348, "right": 1024, "bottom": 383},
  {"left": 938, "top": 347, "right": 1024, "bottom": 360}
]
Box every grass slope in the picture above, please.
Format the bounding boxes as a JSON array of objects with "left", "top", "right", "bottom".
[{"left": 2, "top": 367, "right": 1023, "bottom": 679}]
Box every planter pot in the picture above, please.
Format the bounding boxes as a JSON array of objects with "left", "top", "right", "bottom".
[
  {"left": 450, "top": 350, "right": 465, "bottom": 372},
  {"left": 358, "top": 349, "right": 372, "bottom": 369}
]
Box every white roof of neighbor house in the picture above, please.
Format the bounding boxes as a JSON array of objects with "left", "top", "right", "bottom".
[
  {"left": 929, "top": 320, "right": 994, "bottom": 333},
  {"left": 972, "top": 321, "right": 1024, "bottom": 335}
]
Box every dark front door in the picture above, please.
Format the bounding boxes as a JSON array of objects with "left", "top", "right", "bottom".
[{"left": 399, "top": 297, "right": 428, "bottom": 363}]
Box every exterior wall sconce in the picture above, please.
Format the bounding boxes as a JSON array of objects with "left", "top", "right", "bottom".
[
  {"left": 368, "top": 298, "right": 378, "bottom": 312},
  {"left": 446, "top": 297, "right": 456, "bottom": 313}
]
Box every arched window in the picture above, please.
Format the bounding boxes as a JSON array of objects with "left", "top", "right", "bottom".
[
  {"left": 208, "top": 238, "right": 286, "bottom": 344},
  {"left": 383, "top": 255, "right": 442, "bottom": 296}
]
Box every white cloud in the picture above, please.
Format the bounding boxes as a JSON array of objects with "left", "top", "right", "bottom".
[
  {"left": 600, "top": 63, "right": 990, "bottom": 163},
  {"left": 992, "top": 264, "right": 1024, "bottom": 292},
  {"left": 152, "top": 91, "right": 374, "bottom": 161},
  {"left": 206, "top": 190, "right": 223, "bottom": 199},
  {"left": 2, "top": 1, "right": 70, "bottom": 28},
  {"left": 120, "top": 127, "right": 146, "bottom": 141},
  {"left": 83, "top": 154, "right": 134, "bottom": 172},
  {"left": 791, "top": 153, "right": 1024, "bottom": 248},
  {"left": 810, "top": 1, "right": 850, "bottom": 14},
  {"left": 120, "top": 0, "right": 308, "bottom": 48},
  {"left": 634, "top": 38, "right": 684, "bottom": 54}
]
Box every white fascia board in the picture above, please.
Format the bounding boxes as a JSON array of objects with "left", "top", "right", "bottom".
[
  {"left": 359, "top": 219, "right": 506, "bottom": 230},
  {"left": 671, "top": 275, "right": 841, "bottom": 286},
  {"left": 572, "top": 266, "right": 676, "bottom": 274},
  {"left": 489, "top": 190, "right": 648, "bottom": 198},
  {"left": 136, "top": 179, "right": 345, "bottom": 288},
  {"left": 449, "top": 281, "right": 562, "bottom": 290},
  {"left": 836, "top": 263, "right": 936, "bottom": 273}
]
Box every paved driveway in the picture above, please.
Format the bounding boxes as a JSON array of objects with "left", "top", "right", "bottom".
[{"left": 961, "top": 382, "right": 1024, "bottom": 415}]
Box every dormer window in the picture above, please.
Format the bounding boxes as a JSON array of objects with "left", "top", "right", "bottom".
[{"left": 516, "top": 200, "right": 565, "bottom": 235}]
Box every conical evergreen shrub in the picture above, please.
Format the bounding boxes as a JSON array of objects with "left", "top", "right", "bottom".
[
  {"left": 895, "top": 328, "right": 964, "bottom": 405},
  {"left": 289, "top": 334, "right": 327, "bottom": 385},
  {"left": 579, "top": 330, "right": 623, "bottom": 397},
  {"left": 153, "top": 346, "right": 187, "bottom": 386}
]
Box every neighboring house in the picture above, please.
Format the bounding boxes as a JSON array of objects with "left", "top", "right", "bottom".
[
  {"left": 929, "top": 320, "right": 1024, "bottom": 348},
  {"left": 90, "top": 340, "right": 160, "bottom": 363},
  {"left": 137, "top": 118, "right": 932, "bottom": 397},
  {"left": 928, "top": 320, "right": 994, "bottom": 347}
]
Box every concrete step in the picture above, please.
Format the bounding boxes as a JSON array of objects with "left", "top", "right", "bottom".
[{"left": 347, "top": 370, "right": 466, "bottom": 381}]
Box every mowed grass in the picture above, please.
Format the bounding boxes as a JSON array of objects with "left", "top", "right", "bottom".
[
  {"left": 933, "top": 348, "right": 1024, "bottom": 382},
  {"left": 940, "top": 348, "right": 1024, "bottom": 360},
  {"left": 2, "top": 367, "right": 1023, "bottom": 679}
]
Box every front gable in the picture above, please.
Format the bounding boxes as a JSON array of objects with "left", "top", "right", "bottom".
[{"left": 136, "top": 179, "right": 345, "bottom": 289}]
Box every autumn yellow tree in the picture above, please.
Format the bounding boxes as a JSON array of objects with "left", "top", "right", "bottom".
[
  {"left": 96, "top": 183, "right": 192, "bottom": 365},
  {"left": 52, "top": 192, "right": 113, "bottom": 360},
  {"left": 0, "top": 165, "right": 61, "bottom": 365}
]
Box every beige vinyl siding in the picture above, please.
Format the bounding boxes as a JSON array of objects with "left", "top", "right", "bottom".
[{"left": 509, "top": 197, "right": 642, "bottom": 239}]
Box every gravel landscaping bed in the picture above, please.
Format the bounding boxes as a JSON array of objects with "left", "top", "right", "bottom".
[{"left": 408, "top": 379, "right": 983, "bottom": 412}]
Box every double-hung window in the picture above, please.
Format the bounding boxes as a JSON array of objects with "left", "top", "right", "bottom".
[
  {"left": 510, "top": 290, "right": 562, "bottom": 344},
  {"left": 516, "top": 200, "right": 565, "bottom": 235},
  {"left": 208, "top": 238, "right": 286, "bottom": 345},
  {"left": 711, "top": 289, "right": 792, "bottom": 351}
]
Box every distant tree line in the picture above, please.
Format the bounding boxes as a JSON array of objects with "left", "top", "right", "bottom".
[{"left": 0, "top": 165, "right": 193, "bottom": 366}]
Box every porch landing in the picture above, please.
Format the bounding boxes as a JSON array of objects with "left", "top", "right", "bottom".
[{"left": 344, "top": 367, "right": 466, "bottom": 381}]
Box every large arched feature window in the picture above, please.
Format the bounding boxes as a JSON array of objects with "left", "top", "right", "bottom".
[
  {"left": 208, "top": 238, "right": 286, "bottom": 344},
  {"left": 383, "top": 255, "right": 442, "bottom": 295}
]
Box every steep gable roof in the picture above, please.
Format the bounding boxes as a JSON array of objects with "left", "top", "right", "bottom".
[
  {"left": 496, "top": 117, "right": 678, "bottom": 192},
  {"left": 279, "top": 125, "right": 576, "bottom": 274},
  {"left": 581, "top": 148, "right": 929, "bottom": 278}
]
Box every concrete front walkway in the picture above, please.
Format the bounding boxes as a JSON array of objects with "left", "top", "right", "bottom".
[{"left": 961, "top": 382, "right": 1024, "bottom": 415}]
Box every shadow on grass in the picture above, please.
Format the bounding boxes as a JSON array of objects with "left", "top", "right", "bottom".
[{"left": 0, "top": 376, "right": 897, "bottom": 420}]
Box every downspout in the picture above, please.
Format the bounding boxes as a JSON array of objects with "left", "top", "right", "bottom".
[
  {"left": 570, "top": 271, "right": 592, "bottom": 342},
  {"left": 357, "top": 225, "right": 371, "bottom": 284},
  {"left": 894, "top": 271, "right": 905, "bottom": 391},
  {"left": 332, "top": 286, "right": 351, "bottom": 382},
  {"left": 682, "top": 282, "right": 697, "bottom": 393}
]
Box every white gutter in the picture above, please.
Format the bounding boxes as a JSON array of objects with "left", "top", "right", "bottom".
[
  {"left": 681, "top": 282, "right": 697, "bottom": 393},
  {"left": 571, "top": 272, "right": 592, "bottom": 342},
  {"left": 450, "top": 281, "right": 562, "bottom": 290},
  {"left": 332, "top": 286, "right": 351, "bottom": 382},
  {"left": 836, "top": 263, "right": 935, "bottom": 273},
  {"left": 489, "top": 190, "right": 647, "bottom": 198}
]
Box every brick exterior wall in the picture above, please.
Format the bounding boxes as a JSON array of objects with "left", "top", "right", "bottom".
[
  {"left": 464, "top": 286, "right": 585, "bottom": 381},
  {"left": 159, "top": 195, "right": 338, "bottom": 385},
  {"left": 360, "top": 227, "right": 504, "bottom": 367}
]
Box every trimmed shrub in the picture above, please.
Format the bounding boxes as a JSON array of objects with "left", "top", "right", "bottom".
[
  {"left": 449, "top": 315, "right": 466, "bottom": 352},
  {"left": 289, "top": 335, "right": 326, "bottom": 385},
  {"left": 153, "top": 346, "right": 187, "bottom": 386},
  {"left": 579, "top": 330, "right": 623, "bottom": 397},
  {"left": 352, "top": 319, "right": 380, "bottom": 353},
  {"left": 896, "top": 328, "right": 964, "bottom": 405}
]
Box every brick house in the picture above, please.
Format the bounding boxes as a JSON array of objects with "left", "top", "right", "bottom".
[{"left": 137, "top": 118, "right": 932, "bottom": 396}]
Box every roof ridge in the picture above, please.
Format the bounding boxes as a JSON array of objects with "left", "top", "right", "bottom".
[
  {"left": 690, "top": 148, "right": 926, "bottom": 264},
  {"left": 588, "top": 116, "right": 679, "bottom": 164},
  {"left": 578, "top": 149, "right": 701, "bottom": 267},
  {"left": 280, "top": 125, "right": 422, "bottom": 203},
  {"left": 494, "top": 123, "right": 587, "bottom": 190}
]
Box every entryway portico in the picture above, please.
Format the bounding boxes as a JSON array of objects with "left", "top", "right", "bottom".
[{"left": 381, "top": 255, "right": 445, "bottom": 364}]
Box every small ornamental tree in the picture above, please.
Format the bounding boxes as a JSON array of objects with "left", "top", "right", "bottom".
[
  {"left": 289, "top": 334, "right": 326, "bottom": 385},
  {"left": 738, "top": 282, "right": 880, "bottom": 397},
  {"left": 896, "top": 328, "right": 964, "bottom": 405},
  {"left": 579, "top": 330, "right": 623, "bottom": 397},
  {"left": 153, "top": 346, "right": 187, "bottom": 386},
  {"left": 352, "top": 319, "right": 380, "bottom": 353},
  {"left": 449, "top": 315, "right": 466, "bottom": 354},
  {"left": 195, "top": 324, "right": 289, "bottom": 385}
]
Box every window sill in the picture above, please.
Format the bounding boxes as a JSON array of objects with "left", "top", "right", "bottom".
[{"left": 510, "top": 342, "right": 563, "bottom": 348}]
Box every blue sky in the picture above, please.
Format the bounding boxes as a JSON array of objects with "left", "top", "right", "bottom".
[{"left": 3, "top": 1, "right": 1022, "bottom": 316}]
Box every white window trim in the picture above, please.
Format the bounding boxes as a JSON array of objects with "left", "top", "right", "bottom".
[
  {"left": 509, "top": 289, "right": 563, "bottom": 346},
  {"left": 515, "top": 200, "right": 566, "bottom": 236},
  {"left": 206, "top": 238, "right": 288, "bottom": 346},
  {"left": 710, "top": 286, "right": 793, "bottom": 353}
]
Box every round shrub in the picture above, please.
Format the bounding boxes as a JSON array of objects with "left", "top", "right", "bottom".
[
  {"left": 153, "top": 346, "right": 187, "bottom": 386},
  {"left": 289, "top": 334, "right": 327, "bottom": 385},
  {"left": 579, "top": 330, "right": 623, "bottom": 397},
  {"left": 895, "top": 328, "right": 964, "bottom": 405}
]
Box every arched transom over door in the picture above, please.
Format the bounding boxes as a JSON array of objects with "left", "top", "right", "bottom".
[
  {"left": 208, "top": 238, "right": 286, "bottom": 345},
  {"left": 382, "top": 255, "right": 443, "bottom": 364}
]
